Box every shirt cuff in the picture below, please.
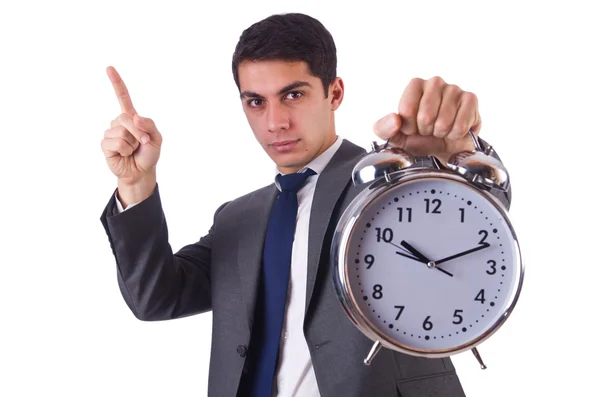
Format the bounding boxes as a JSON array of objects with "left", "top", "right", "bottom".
[{"left": 115, "top": 191, "right": 140, "bottom": 213}]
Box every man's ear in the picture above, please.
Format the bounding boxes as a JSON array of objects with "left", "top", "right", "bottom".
[{"left": 329, "top": 77, "right": 344, "bottom": 111}]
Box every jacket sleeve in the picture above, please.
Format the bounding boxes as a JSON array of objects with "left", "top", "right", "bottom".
[{"left": 99, "top": 183, "right": 228, "bottom": 321}]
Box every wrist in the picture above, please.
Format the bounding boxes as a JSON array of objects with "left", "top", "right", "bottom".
[{"left": 117, "top": 172, "right": 157, "bottom": 207}]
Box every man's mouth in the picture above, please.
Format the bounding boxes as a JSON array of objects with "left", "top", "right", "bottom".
[{"left": 271, "top": 139, "right": 300, "bottom": 152}]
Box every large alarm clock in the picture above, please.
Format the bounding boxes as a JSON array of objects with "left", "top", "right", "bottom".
[{"left": 330, "top": 132, "right": 523, "bottom": 369}]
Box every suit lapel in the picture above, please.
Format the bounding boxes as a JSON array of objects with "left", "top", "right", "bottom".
[
  {"left": 237, "top": 184, "right": 278, "bottom": 331},
  {"left": 305, "top": 140, "right": 366, "bottom": 314}
]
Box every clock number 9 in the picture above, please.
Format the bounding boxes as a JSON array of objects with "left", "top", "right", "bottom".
[{"left": 365, "top": 254, "right": 375, "bottom": 269}]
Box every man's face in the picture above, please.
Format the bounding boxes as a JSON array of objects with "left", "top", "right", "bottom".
[{"left": 237, "top": 60, "right": 343, "bottom": 174}]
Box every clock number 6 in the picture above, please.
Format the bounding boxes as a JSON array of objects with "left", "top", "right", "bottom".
[{"left": 423, "top": 315, "right": 433, "bottom": 331}]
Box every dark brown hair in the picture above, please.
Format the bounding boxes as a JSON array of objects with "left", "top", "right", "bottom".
[{"left": 232, "top": 13, "right": 337, "bottom": 97}]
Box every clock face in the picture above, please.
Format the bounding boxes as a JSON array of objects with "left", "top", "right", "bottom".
[{"left": 343, "top": 175, "right": 521, "bottom": 354}]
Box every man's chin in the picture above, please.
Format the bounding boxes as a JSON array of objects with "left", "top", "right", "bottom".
[{"left": 272, "top": 154, "right": 311, "bottom": 173}]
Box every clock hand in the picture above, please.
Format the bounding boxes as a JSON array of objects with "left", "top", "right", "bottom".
[
  {"left": 400, "top": 240, "right": 431, "bottom": 263},
  {"left": 435, "top": 243, "right": 491, "bottom": 265},
  {"left": 394, "top": 249, "right": 454, "bottom": 277},
  {"left": 433, "top": 266, "right": 453, "bottom": 277},
  {"left": 393, "top": 248, "right": 456, "bottom": 277},
  {"left": 395, "top": 250, "right": 423, "bottom": 262},
  {"left": 399, "top": 241, "right": 454, "bottom": 277},
  {"left": 390, "top": 241, "right": 452, "bottom": 276},
  {"left": 388, "top": 241, "right": 420, "bottom": 261}
]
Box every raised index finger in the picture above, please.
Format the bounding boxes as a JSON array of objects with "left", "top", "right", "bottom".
[{"left": 107, "top": 66, "right": 136, "bottom": 115}]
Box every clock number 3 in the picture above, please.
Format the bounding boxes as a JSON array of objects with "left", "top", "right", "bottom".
[{"left": 486, "top": 260, "right": 497, "bottom": 275}]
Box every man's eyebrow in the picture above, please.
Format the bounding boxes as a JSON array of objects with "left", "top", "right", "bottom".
[
  {"left": 240, "top": 81, "right": 312, "bottom": 99},
  {"left": 278, "top": 81, "right": 312, "bottom": 94},
  {"left": 240, "top": 90, "right": 262, "bottom": 99}
]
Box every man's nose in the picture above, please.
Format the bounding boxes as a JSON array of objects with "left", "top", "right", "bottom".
[{"left": 267, "top": 103, "right": 290, "bottom": 133}]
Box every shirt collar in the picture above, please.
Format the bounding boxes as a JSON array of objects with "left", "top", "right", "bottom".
[{"left": 274, "top": 136, "right": 344, "bottom": 190}]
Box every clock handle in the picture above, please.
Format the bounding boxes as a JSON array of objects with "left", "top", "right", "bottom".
[
  {"left": 471, "top": 347, "right": 487, "bottom": 370},
  {"left": 469, "top": 130, "right": 496, "bottom": 157},
  {"left": 364, "top": 340, "right": 383, "bottom": 365},
  {"left": 468, "top": 130, "right": 483, "bottom": 152}
]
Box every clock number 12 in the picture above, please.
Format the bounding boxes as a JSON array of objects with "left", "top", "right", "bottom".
[{"left": 424, "top": 198, "right": 442, "bottom": 214}]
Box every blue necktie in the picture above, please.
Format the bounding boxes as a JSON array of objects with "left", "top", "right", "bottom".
[{"left": 246, "top": 168, "right": 317, "bottom": 397}]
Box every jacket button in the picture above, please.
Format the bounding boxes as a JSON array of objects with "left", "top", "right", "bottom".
[{"left": 237, "top": 345, "right": 247, "bottom": 357}]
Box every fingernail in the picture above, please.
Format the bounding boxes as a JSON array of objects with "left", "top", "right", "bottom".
[
  {"left": 141, "top": 134, "right": 149, "bottom": 144},
  {"left": 385, "top": 114, "right": 398, "bottom": 131}
]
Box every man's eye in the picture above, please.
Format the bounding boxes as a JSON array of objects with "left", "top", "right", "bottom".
[
  {"left": 248, "top": 99, "right": 263, "bottom": 107},
  {"left": 286, "top": 91, "right": 303, "bottom": 100}
]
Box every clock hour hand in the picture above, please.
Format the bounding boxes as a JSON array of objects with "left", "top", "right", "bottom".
[
  {"left": 388, "top": 241, "right": 421, "bottom": 262},
  {"left": 400, "top": 241, "right": 431, "bottom": 263},
  {"left": 399, "top": 241, "right": 454, "bottom": 277},
  {"left": 435, "top": 243, "right": 491, "bottom": 265}
]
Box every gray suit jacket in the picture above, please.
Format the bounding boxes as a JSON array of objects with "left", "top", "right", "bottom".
[{"left": 100, "top": 138, "right": 511, "bottom": 397}]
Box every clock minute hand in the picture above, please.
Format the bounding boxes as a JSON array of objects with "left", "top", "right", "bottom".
[{"left": 435, "top": 243, "right": 491, "bottom": 266}]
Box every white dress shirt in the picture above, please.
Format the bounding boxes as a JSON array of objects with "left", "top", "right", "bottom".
[
  {"left": 115, "top": 136, "right": 345, "bottom": 397},
  {"left": 270, "top": 136, "right": 343, "bottom": 396}
]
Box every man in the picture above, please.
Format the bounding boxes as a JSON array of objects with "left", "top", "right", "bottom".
[{"left": 100, "top": 12, "right": 511, "bottom": 397}]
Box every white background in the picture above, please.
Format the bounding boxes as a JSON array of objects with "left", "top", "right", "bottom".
[{"left": 1, "top": 0, "right": 598, "bottom": 396}]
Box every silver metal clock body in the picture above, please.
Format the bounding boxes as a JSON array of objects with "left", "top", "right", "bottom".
[{"left": 330, "top": 139, "right": 524, "bottom": 364}]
